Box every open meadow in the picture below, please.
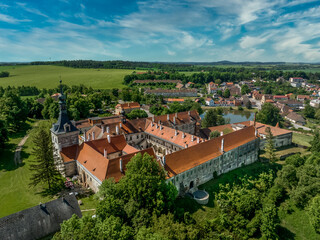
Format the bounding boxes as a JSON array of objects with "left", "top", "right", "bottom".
[{"left": 0, "top": 65, "right": 136, "bottom": 89}]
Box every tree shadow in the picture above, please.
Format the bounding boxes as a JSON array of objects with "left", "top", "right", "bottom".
[
  {"left": 277, "top": 226, "right": 296, "bottom": 240},
  {"left": 0, "top": 143, "right": 20, "bottom": 171}
]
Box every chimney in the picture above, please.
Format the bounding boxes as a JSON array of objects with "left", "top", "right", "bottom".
[
  {"left": 102, "top": 125, "right": 105, "bottom": 133},
  {"left": 120, "top": 158, "right": 123, "bottom": 173},
  {"left": 160, "top": 125, "right": 163, "bottom": 130},
  {"left": 173, "top": 117, "right": 176, "bottom": 125},
  {"left": 220, "top": 131, "right": 223, "bottom": 136},
  {"left": 92, "top": 131, "right": 95, "bottom": 140},
  {"left": 116, "top": 125, "right": 119, "bottom": 135},
  {"left": 188, "top": 111, "right": 191, "bottom": 116},
  {"left": 156, "top": 123, "right": 159, "bottom": 129},
  {"left": 158, "top": 120, "right": 161, "bottom": 125},
  {"left": 191, "top": 135, "right": 194, "bottom": 142},
  {"left": 151, "top": 121, "right": 154, "bottom": 127},
  {"left": 83, "top": 132, "right": 86, "bottom": 142},
  {"left": 255, "top": 128, "right": 258, "bottom": 137},
  {"left": 182, "top": 132, "right": 185, "bottom": 139},
  {"left": 107, "top": 135, "right": 111, "bottom": 143},
  {"left": 175, "top": 112, "right": 178, "bottom": 118},
  {"left": 120, "top": 123, "right": 122, "bottom": 128},
  {"left": 221, "top": 138, "right": 224, "bottom": 153},
  {"left": 167, "top": 114, "right": 170, "bottom": 121},
  {"left": 197, "top": 137, "right": 200, "bottom": 143},
  {"left": 162, "top": 156, "right": 166, "bottom": 166},
  {"left": 104, "top": 148, "right": 107, "bottom": 158},
  {"left": 175, "top": 129, "right": 178, "bottom": 136},
  {"left": 106, "top": 126, "right": 110, "bottom": 134},
  {"left": 152, "top": 116, "right": 155, "bottom": 122},
  {"left": 185, "top": 144, "right": 188, "bottom": 148},
  {"left": 58, "top": 143, "right": 62, "bottom": 152}
]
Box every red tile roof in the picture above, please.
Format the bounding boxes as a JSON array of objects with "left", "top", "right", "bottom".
[
  {"left": 144, "top": 122, "right": 204, "bottom": 148},
  {"left": 116, "top": 102, "right": 140, "bottom": 109},
  {"left": 106, "top": 148, "right": 156, "bottom": 182},
  {"left": 165, "top": 126, "right": 257, "bottom": 177}
]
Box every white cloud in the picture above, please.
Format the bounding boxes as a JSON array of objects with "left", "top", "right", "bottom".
[
  {"left": 0, "top": 13, "right": 29, "bottom": 24},
  {"left": 16, "top": 2, "right": 48, "bottom": 18},
  {"left": 239, "top": 36, "right": 268, "bottom": 49}
]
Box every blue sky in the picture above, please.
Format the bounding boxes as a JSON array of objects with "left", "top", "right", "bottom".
[{"left": 0, "top": 0, "right": 320, "bottom": 62}]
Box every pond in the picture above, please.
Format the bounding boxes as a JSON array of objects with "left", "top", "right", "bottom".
[{"left": 200, "top": 109, "right": 254, "bottom": 124}]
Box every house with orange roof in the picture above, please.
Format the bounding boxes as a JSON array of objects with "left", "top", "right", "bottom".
[
  {"left": 207, "top": 82, "right": 220, "bottom": 94},
  {"left": 165, "top": 98, "right": 185, "bottom": 103},
  {"left": 115, "top": 102, "right": 140, "bottom": 115},
  {"left": 296, "top": 95, "right": 310, "bottom": 102}
]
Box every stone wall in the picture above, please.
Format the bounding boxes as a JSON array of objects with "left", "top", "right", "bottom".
[
  {"left": 0, "top": 195, "right": 81, "bottom": 240},
  {"left": 167, "top": 138, "right": 260, "bottom": 195},
  {"left": 259, "top": 132, "right": 292, "bottom": 149}
]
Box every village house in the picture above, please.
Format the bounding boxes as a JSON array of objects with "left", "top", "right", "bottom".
[
  {"left": 285, "top": 112, "right": 306, "bottom": 126},
  {"left": 277, "top": 99, "right": 304, "bottom": 110},
  {"left": 207, "top": 82, "right": 220, "bottom": 94},
  {"left": 185, "top": 82, "right": 194, "bottom": 88},
  {"left": 310, "top": 99, "right": 320, "bottom": 108},
  {"left": 115, "top": 102, "right": 140, "bottom": 115},
  {"left": 261, "top": 94, "right": 273, "bottom": 104},
  {"left": 205, "top": 97, "right": 215, "bottom": 106},
  {"left": 296, "top": 95, "right": 310, "bottom": 102},
  {"left": 273, "top": 95, "right": 288, "bottom": 101}
]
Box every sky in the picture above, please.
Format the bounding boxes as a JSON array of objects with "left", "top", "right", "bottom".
[{"left": 0, "top": 0, "right": 320, "bottom": 62}]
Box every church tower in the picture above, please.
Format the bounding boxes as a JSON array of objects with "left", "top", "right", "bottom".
[{"left": 51, "top": 80, "right": 79, "bottom": 173}]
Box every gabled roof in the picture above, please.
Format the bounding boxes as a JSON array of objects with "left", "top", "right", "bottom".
[
  {"left": 85, "top": 135, "right": 127, "bottom": 155},
  {"left": 201, "top": 121, "right": 292, "bottom": 139},
  {"left": 106, "top": 148, "right": 156, "bottom": 182},
  {"left": 286, "top": 112, "right": 306, "bottom": 122},
  {"left": 165, "top": 126, "right": 257, "bottom": 177},
  {"left": 116, "top": 102, "right": 140, "bottom": 109},
  {"left": 144, "top": 122, "right": 203, "bottom": 148}
]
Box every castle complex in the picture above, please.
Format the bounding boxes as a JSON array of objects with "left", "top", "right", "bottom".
[{"left": 50, "top": 85, "right": 283, "bottom": 195}]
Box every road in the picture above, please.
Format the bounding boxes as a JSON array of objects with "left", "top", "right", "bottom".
[{"left": 291, "top": 123, "right": 311, "bottom": 131}]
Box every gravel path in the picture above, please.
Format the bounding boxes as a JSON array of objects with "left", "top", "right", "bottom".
[{"left": 14, "top": 135, "right": 29, "bottom": 166}]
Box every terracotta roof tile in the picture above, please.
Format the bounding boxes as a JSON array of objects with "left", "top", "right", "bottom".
[
  {"left": 165, "top": 126, "right": 257, "bottom": 177},
  {"left": 106, "top": 148, "right": 156, "bottom": 182},
  {"left": 145, "top": 122, "right": 203, "bottom": 148}
]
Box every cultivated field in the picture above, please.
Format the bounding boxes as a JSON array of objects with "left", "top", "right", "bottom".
[{"left": 0, "top": 65, "right": 136, "bottom": 89}]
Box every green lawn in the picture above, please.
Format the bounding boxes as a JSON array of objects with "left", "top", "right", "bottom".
[
  {"left": 292, "top": 132, "right": 313, "bottom": 147},
  {"left": 279, "top": 202, "right": 319, "bottom": 240},
  {"left": 0, "top": 120, "right": 53, "bottom": 218},
  {"left": 0, "top": 65, "right": 135, "bottom": 89}
]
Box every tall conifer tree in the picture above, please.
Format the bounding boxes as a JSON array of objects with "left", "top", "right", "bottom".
[{"left": 29, "top": 123, "right": 61, "bottom": 190}]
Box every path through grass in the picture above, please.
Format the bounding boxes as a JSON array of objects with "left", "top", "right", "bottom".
[{"left": 0, "top": 120, "right": 52, "bottom": 217}]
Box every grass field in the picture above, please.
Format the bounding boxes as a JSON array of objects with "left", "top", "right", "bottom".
[
  {"left": 292, "top": 132, "right": 313, "bottom": 147},
  {"left": 0, "top": 65, "right": 136, "bottom": 89},
  {"left": 0, "top": 120, "right": 53, "bottom": 218}
]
